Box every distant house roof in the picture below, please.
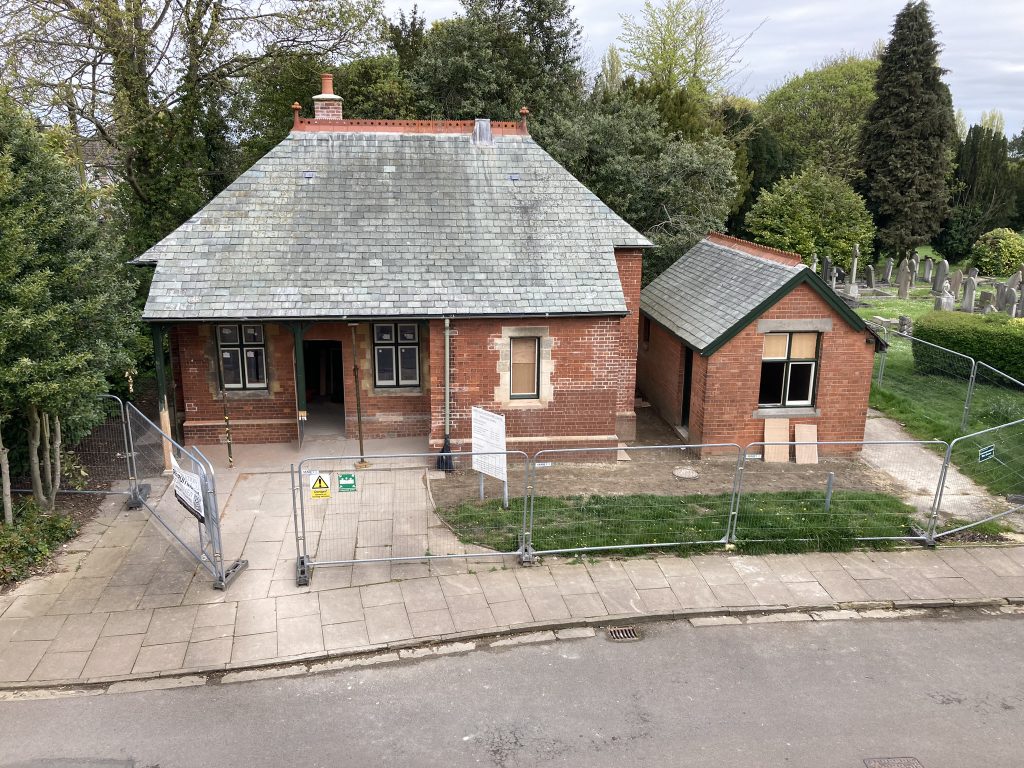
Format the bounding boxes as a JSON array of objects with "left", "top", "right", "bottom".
[
  {"left": 641, "top": 235, "right": 877, "bottom": 355},
  {"left": 138, "top": 128, "right": 652, "bottom": 322}
]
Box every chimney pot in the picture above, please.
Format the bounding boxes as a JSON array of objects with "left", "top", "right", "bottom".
[
  {"left": 321, "top": 73, "right": 334, "bottom": 96},
  {"left": 518, "top": 106, "right": 530, "bottom": 134},
  {"left": 312, "top": 75, "right": 343, "bottom": 121}
]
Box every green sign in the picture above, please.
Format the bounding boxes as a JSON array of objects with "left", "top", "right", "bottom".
[
  {"left": 979, "top": 444, "right": 995, "bottom": 463},
  {"left": 338, "top": 473, "right": 357, "bottom": 492}
]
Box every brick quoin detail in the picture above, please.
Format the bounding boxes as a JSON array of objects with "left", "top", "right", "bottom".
[{"left": 637, "top": 283, "right": 875, "bottom": 455}]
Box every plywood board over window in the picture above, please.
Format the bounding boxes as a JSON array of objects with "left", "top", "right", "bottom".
[
  {"left": 763, "top": 418, "right": 790, "bottom": 463},
  {"left": 794, "top": 423, "right": 819, "bottom": 464}
]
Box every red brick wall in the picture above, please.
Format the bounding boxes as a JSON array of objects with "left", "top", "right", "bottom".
[
  {"left": 614, "top": 249, "right": 643, "bottom": 440},
  {"left": 701, "top": 284, "right": 875, "bottom": 454},
  {"left": 427, "top": 316, "right": 624, "bottom": 454},
  {"left": 172, "top": 323, "right": 299, "bottom": 444},
  {"left": 636, "top": 317, "right": 684, "bottom": 427}
]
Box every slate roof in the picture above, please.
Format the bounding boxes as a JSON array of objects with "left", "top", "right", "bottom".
[
  {"left": 139, "top": 130, "right": 651, "bottom": 321},
  {"left": 640, "top": 238, "right": 808, "bottom": 353}
]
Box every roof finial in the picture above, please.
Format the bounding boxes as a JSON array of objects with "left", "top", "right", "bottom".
[
  {"left": 518, "top": 106, "right": 530, "bottom": 134},
  {"left": 291, "top": 102, "right": 302, "bottom": 129}
]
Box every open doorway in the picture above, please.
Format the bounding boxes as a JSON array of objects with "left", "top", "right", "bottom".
[{"left": 303, "top": 340, "right": 345, "bottom": 436}]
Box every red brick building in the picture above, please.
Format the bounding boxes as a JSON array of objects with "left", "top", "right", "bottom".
[
  {"left": 637, "top": 234, "right": 883, "bottom": 453},
  {"left": 138, "top": 76, "right": 650, "bottom": 451}
]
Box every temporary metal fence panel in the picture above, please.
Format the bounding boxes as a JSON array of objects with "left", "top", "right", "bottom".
[
  {"left": 125, "top": 402, "right": 247, "bottom": 589},
  {"left": 11, "top": 394, "right": 139, "bottom": 502},
  {"left": 875, "top": 330, "right": 976, "bottom": 437},
  {"left": 293, "top": 451, "right": 529, "bottom": 584},
  {"left": 963, "top": 362, "right": 1024, "bottom": 433},
  {"left": 526, "top": 444, "right": 742, "bottom": 557},
  {"left": 732, "top": 441, "right": 946, "bottom": 547},
  {"left": 931, "top": 418, "right": 1024, "bottom": 541}
]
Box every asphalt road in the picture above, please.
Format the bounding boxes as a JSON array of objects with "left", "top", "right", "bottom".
[{"left": 1, "top": 612, "right": 1022, "bottom": 768}]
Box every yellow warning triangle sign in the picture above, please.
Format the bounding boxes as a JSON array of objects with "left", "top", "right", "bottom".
[{"left": 312, "top": 475, "right": 329, "bottom": 490}]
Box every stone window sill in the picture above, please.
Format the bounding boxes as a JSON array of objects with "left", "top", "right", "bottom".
[
  {"left": 752, "top": 407, "right": 821, "bottom": 419},
  {"left": 219, "top": 389, "right": 272, "bottom": 400},
  {"left": 371, "top": 387, "right": 424, "bottom": 397}
]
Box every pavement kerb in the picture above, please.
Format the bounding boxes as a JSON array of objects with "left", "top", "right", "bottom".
[{"left": 0, "top": 596, "right": 1016, "bottom": 698}]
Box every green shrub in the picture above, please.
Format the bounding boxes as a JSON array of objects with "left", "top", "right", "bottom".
[
  {"left": 913, "top": 311, "right": 1024, "bottom": 381},
  {"left": 0, "top": 501, "right": 77, "bottom": 585},
  {"left": 970, "top": 228, "right": 1024, "bottom": 276}
]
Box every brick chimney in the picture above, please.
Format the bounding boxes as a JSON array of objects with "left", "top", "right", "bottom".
[{"left": 313, "top": 73, "right": 343, "bottom": 120}]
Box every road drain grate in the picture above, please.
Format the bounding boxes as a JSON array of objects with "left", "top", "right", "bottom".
[
  {"left": 864, "top": 759, "right": 925, "bottom": 768},
  {"left": 606, "top": 625, "right": 641, "bottom": 642}
]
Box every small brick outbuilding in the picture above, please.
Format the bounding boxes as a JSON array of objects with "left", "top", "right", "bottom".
[
  {"left": 636, "top": 234, "right": 884, "bottom": 453},
  {"left": 135, "top": 76, "right": 651, "bottom": 451}
]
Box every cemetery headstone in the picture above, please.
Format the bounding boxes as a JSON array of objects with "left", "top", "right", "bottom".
[
  {"left": 897, "top": 259, "right": 911, "bottom": 299},
  {"left": 1007, "top": 288, "right": 1019, "bottom": 317},
  {"left": 883, "top": 257, "right": 894, "bottom": 284},
  {"left": 949, "top": 269, "right": 963, "bottom": 300},
  {"left": 810, "top": 254, "right": 818, "bottom": 274},
  {"left": 1008, "top": 271, "right": 1022, "bottom": 293},
  {"left": 910, "top": 258, "right": 919, "bottom": 286},
  {"left": 932, "top": 259, "right": 949, "bottom": 294},
  {"left": 980, "top": 290, "right": 994, "bottom": 309},
  {"left": 923, "top": 257, "right": 933, "bottom": 282},
  {"left": 961, "top": 276, "right": 976, "bottom": 312},
  {"left": 866, "top": 265, "right": 876, "bottom": 289},
  {"left": 995, "top": 285, "right": 1007, "bottom": 311},
  {"left": 846, "top": 248, "right": 859, "bottom": 297},
  {"left": 934, "top": 280, "right": 954, "bottom": 311},
  {"left": 969, "top": 267, "right": 979, "bottom": 278}
]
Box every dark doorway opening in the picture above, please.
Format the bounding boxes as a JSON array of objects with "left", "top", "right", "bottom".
[
  {"left": 681, "top": 346, "right": 693, "bottom": 431},
  {"left": 303, "top": 340, "right": 345, "bottom": 436}
]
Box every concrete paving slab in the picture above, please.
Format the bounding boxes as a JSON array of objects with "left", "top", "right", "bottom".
[
  {"left": 561, "top": 593, "right": 607, "bottom": 619},
  {"left": 231, "top": 632, "right": 278, "bottom": 663},
  {"left": 276, "top": 592, "right": 319, "bottom": 620},
  {"left": 133, "top": 642, "right": 188, "bottom": 674},
  {"left": 812, "top": 570, "right": 871, "bottom": 602},
  {"left": 49, "top": 613, "right": 109, "bottom": 653},
  {"left": 401, "top": 578, "right": 448, "bottom": 613},
  {"left": 622, "top": 560, "right": 670, "bottom": 590},
  {"left": 30, "top": 650, "right": 90, "bottom": 681},
  {"left": 360, "top": 582, "right": 404, "bottom": 607},
  {"left": 234, "top": 598, "right": 277, "bottom": 636},
  {"left": 363, "top": 603, "right": 413, "bottom": 643},
  {"left": 0, "top": 641, "right": 50, "bottom": 682},
  {"left": 324, "top": 620, "right": 371, "bottom": 649},
  {"left": 12, "top": 615, "right": 67, "bottom": 642},
  {"left": 521, "top": 586, "right": 570, "bottom": 621},
  {"left": 318, "top": 588, "right": 363, "bottom": 625},
  {"left": 408, "top": 610, "right": 455, "bottom": 638},
  {"left": 143, "top": 605, "right": 198, "bottom": 646},
  {"left": 82, "top": 634, "right": 144, "bottom": 678},
  {"left": 276, "top": 614, "right": 325, "bottom": 656},
  {"left": 184, "top": 637, "right": 233, "bottom": 668}
]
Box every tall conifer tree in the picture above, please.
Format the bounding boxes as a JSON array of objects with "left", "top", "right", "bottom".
[{"left": 859, "top": 1, "right": 955, "bottom": 258}]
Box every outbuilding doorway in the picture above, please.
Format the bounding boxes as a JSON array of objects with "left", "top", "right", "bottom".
[
  {"left": 681, "top": 347, "right": 693, "bottom": 431},
  {"left": 303, "top": 340, "right": 345, "bottom": 436}
]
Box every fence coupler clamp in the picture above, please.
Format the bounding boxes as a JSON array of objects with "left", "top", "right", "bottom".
[{"left": 518, "top": 533, "right": 537, "bottom": 566}]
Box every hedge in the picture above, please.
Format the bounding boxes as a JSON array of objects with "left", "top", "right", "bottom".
[
  {"left": 913, "top": 311, "right": 1024, "bottom": 382},
  {"left": 0, "top": 502, "right": 77, "bottom": 585}
]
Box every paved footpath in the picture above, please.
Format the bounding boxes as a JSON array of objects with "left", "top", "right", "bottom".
[{"left": 2, "top": 486, "right": 1024, "bottom": 689}]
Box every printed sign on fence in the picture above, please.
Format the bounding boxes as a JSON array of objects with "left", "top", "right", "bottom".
[
  {"left": 171, "top": 455, "right": 206, "bottom": 523},
  {"left": 309, "top": 472, "right": 331, "bottom": 499},
  {"left": 471, "top": 406, "right": 507, "bottom": 482},
  {"left": 338, "top": 473, "right": 357, "bottom": 492},
  {"left": 979, "top": 444, "right": 995, "bottom": 462}
]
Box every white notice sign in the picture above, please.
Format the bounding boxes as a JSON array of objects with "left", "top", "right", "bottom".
[
  {"left": 471, "top": 407, "right": 507, "bottom": 482},
  {"left": 171, "top": 455, "right": 206, "bottom": 523}
]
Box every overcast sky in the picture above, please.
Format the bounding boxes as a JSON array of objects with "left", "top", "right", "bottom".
[{"left": 384, "top": 0, "right": 1024, "bottom": 135}]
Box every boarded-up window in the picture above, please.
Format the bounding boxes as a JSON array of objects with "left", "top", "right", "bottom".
[
  {"left": 758, "top": 332, "right": 820, "bottom": 407},
  {"left": 510, "top": 337, "right": 539, "bottom": 398}
]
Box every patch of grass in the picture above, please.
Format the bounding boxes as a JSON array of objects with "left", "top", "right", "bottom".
[
  {"left": 856, "top": 286, "right": 937, "bottom": 324},
  {"left": 0, "top": 501, "right": 78, "bottom": 585},
  {"left": 870, "top": 339, "right": 1024, "bottom": 498},
  {"left": 439, "top": 491, "right": 915, "bottom": 556},
  {"left": 936, "top": 517, "right": 1016, "bottom": 536}
]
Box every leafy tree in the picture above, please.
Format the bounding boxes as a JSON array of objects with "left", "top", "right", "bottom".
[
  {"left": 594, "top": 45, "right": 625, "bottom": 98},
  {"left": 386, "top": 5, "right": 428, "bottom": 71},
  {"left": 0, "top": 97, "right": 137, "bottom": 520},
  {"left": 935, "top": 124, "right": 1016, "bottom": 261},
  {"left": 411, "top": 0, "right": 584, "bottom": 120},
  {"left": 618, "top": 0, "right": 755, "bottom": 94},
  {"left": 970, "top": 228, "right": 1024, "bottom": 276},
  {"left": 759, "top": 55, "right": 879, "bottom": 183},
  {"left": 979, "top": 109, "right": 1005, "bottom": 136},
  {"left": 744, "top": 167, "right": 875, "bottom": 270},
  {"left": 859, "top": 1, "right": 956, "bottom": 259}
]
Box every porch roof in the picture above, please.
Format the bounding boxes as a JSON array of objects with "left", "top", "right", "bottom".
[{"left": 138, "top": 131, "right": 651, "bottom": 321}]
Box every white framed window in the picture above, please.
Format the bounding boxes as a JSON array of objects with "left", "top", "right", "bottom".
[
  {"left": 758, "top": 332, "right": 819, "bottom": 407},
  {"left": 217, "top": 324, "right": 267, "bottom": 389},
  {"left": 373, "top": 323, "right": 420, "bottom": 387},
  {"left": 510, "top": 337, "right": 540, "bottom": 399}
]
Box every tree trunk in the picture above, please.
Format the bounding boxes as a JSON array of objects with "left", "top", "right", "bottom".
[
  {"left": 27, "top": 405, "right": 44, "bottom": 507},
  {"left": 47, "top": 415, "right": 62, "bottom": 511},
  {"left": 0, "top": 417, "right": 13, "bottom": 526},
  {"left": 41, "top": 412, "right": 53, "bottom": 500}
]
